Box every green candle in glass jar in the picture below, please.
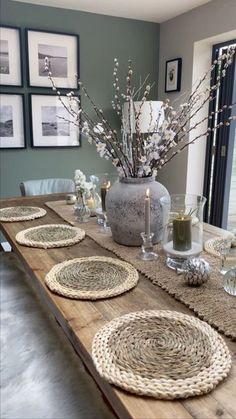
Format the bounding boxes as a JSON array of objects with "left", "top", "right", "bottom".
[{"left": 173, "top": 215, "right": 192, "bottom": 251}]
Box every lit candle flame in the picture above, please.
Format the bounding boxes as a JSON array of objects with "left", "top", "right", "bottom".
[
  {"left": 146, "top": 188, "right": 150, "bottom": 198},
  {"left": 106, "top": 181, "right": 111, "bottom": 189}
]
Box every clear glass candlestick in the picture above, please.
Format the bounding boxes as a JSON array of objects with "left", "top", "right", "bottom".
[
  {"left": 100, "top": 212, "right": 111, "bottom": 234},
  {"left": 140, "top": 232, "right": 158, "bottom": 261}
]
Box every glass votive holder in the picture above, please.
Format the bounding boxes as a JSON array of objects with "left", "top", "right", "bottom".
[
  {"left": 224, "top": 267, "right": 236, "bottom": 296},
  {"left": 140, "top": 232, "right": 158, "bottom": 261},
  {"left": 160, "top": 194, "right": 206, "bottom": 270},
  {"left": 219, "top": 240, "right": 236, "bottom": 275}
]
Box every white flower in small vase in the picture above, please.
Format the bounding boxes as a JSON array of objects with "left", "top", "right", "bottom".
[{"left": 74, "top": 170, "right": 94, "bottom": 223}]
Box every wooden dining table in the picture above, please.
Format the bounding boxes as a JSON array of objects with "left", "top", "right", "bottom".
[{"left": 1, "top": 194, "right": 236, "bottom": 419}]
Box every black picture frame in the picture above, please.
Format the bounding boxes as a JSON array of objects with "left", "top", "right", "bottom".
[
  {"left": 0, "top": 25, "right": 23, "bottom": 87},
  {"left": 165, "top": 58, "right": 182, "bottom": 93},
  {"left": 29, "top": 93, "right": 81, "bottom": 148},
  {"left": 26, "top": 28, "right": 79, "bottom": 89},
  {"left": 0, "top": 92, "right": 26, "bottom": 149}
]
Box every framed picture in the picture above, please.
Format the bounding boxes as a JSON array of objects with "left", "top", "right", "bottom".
[
  {"left": 0, "top": 26, "right": 22, "bottom": 86},
  {"left": 26, "top": 29, "right": 79, "bottom": 88},
  {"left": 0, "top": 93, "right": 25, "bottom": 149},
  {"left": 30, "top": 94, "right": 80, "bottom": 148},
  {"left": 165, "top": 58, "right": 182, "bottom": 93}
]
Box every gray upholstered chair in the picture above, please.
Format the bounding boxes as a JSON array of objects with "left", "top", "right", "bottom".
[{"left": 20, "top": 178, "right": 75, "bottom": 196}]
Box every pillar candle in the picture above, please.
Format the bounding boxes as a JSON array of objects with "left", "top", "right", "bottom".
[
  {"left": 86, "top": 197, "right": 95, "bottom": 209},
  {"left": 145, "top": 188, "right": 151, "bottom": 236},
  {"left": 173, "top": 216, "right": 192, "bottom": 251}
]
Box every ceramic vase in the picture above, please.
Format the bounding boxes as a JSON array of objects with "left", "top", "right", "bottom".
[{"left": 106, "top": 177, "right": 169, "bottom": 246}]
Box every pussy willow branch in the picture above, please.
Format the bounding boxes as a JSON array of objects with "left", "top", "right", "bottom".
[
  {"left": 157, "top": 115, "right": 236, "bottom": 170},
  {"left": 76, "top": 83, "right": 129, "bottom": 176},
  {"left": 48, "top": 73, "right": 128, "bottom": 176},
  {"left": 173, "top": 49, "right": 235, "bottom": 131},
  {"left": 57, "top": 107, "right": 125, "bottom": 171},
  {"left": 151, "top": 101, "right": 235, "bottom": 171},
  {"left": 78, "top": 81, "right": 133, "bottom": 176}
]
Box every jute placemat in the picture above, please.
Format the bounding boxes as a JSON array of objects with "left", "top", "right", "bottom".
[
  {"left": 45, "top": 256, "right": 139, "bottom": 300},
  {"left": 0, "top": 206, "right": 46, "bottom": 222},
  {"left": 45, "top": 201, "right": 236, "bottom": 340},
  {"left": 92, "top": 310, "right": 231, "bottom": 399},
  {"left": 16, "top": 224, "right": 85, "bottom": 249}
]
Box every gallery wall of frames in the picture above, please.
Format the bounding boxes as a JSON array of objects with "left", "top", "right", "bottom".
[{"left": 0, "top": 25, "right": 81, "bottom": 149}]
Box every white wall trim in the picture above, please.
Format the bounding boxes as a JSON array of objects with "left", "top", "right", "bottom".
[{"left": 186, "top": 29, "right": 236, "bottom": 196}]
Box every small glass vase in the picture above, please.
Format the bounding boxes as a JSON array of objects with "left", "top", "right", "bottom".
[
  {"left": 160, "top": 194, "right": 206, "bottom": 270},
  {"left": 74, "top": 194, "right": 91, "bottom": 223}
]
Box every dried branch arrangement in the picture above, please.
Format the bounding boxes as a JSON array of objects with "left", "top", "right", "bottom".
[{"left": 45, "top": 47, "right": 236, "bottom": 178}]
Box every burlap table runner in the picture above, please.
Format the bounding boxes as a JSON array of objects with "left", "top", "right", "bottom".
[{"left": 46, "top": 200, "right": 236, "bottom": 340}]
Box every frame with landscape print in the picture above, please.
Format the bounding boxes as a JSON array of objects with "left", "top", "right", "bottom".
[
  {"left": 0, "top": 25, "right": 22, "bottom": 86},
  {"left": 0, "top": 93, "right": 25, "bottom": 149},
  {"left": 26, "top": 29, "right": 79, "bottom": 88},
  {"left": 30, "top": 94, "right": 80, "bottom": 148}
]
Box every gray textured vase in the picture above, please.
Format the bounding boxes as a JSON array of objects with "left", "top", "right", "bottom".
[{"left": 106, "top": 177, "right": 169, "bottom": 246}]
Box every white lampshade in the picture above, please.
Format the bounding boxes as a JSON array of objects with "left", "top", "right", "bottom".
[{"left": 122, "top": 100, "right": 164, "bottom": 134}]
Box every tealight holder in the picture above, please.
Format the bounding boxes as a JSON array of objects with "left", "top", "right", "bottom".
[
  {"left": 140, "top": 232, "right": 158, "bottom": 261},
  {"left": 160, "top": 194, "right": 206, "bottom": 270}
]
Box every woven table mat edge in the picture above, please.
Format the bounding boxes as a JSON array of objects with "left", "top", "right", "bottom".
[{"left": 45, "top": 256, "right": 139, "bottom": 300}]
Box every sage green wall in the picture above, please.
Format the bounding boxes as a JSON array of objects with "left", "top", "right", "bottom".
[{"left": 0, "top": 0, "right": 160, "bottom": 198}]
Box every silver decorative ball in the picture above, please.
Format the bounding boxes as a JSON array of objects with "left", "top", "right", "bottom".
[{"left": 182, "top": 258, "right": 211, "bottom": 286}]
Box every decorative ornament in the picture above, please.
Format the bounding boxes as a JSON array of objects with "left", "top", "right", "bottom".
[{"left": 182, "top": 258, "right": 211, "bottom": 286}]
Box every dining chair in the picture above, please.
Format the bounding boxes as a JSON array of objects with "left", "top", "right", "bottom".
[{"left": 20, "top": 178, "right": 75, "bottom": 196}]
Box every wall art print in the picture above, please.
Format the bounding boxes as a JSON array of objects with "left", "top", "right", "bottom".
[
  {"left": 165, "top": 58, "right": 182, "bottom": 93},
  {"left": 26, "top": 29, "right": 79, "bottom": 88}
]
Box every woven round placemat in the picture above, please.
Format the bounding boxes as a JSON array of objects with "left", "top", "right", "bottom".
[
  {"left": 204, "top": 236, "right": 234, "bottom": 257},
  {"left": 0, "top": 206, "right": 46, "bottom": 222},
  {"left": 92, "top": 310, "right": 231, "bottom": 399},
  {"left": 45, "top": 256, "right": 139, "bottom": 300},
  {"left": 16, "top": 224, "right": 85, "bottom": 248}
]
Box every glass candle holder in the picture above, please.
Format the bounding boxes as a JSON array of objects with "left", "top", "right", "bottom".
[
  {"left": 217, "top": 238, "right": 236, "bottom": 274},
  {"left": 224, "top": 266, "right": 236, "bottom": 296},
  {"left": 160, "top": 194, "right": 206, "bottom": 270},
  {"left": 90, "top": 173, "right": 118, "bottom": 231},
  {"left": 140, "top": 232, "right": 158, "bottom": 261}
]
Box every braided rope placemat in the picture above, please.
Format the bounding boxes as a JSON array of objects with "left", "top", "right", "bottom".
[
  {"left": 45, "top": 256, "right": 139, "bottom": 300},
  {"left": 45, "top": 201, "right": 236, "bottom": 340},
  {"left": 0, "top": 206, "right": 46, "bottom": 222},
  {"left": 204, "top": 236, "right": 235, "bottom": 257},
  {"left": 16, "top": 224, "right": 85, "bottom": 249},
  {"left": 92, "top": 310, "right": 231, "bottom": 399}
]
